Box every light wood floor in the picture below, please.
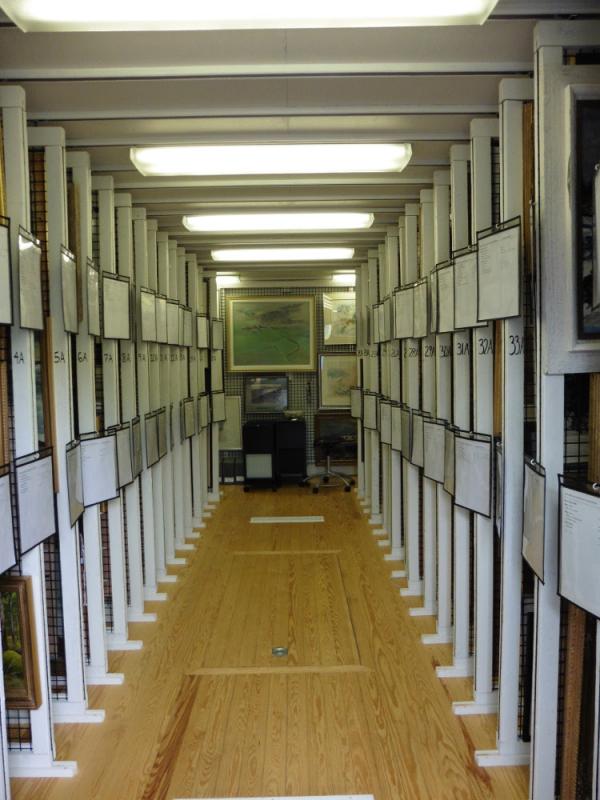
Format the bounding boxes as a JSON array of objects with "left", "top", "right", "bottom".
[{"left": 12, "top": 486, "right": 529, "bottom": 799}]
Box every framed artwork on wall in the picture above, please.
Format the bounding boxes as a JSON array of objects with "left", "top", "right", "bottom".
[
  {"left": 226, "top": 296, "right": 316, "bottom": 372},
  {"left": 314, "top": 413, "right": 357, "bottom": 465},
  {"left": 319, "top": 353, "right": 357, "bottom": 410},
  {"left": 245, "top": 376, "right": 288, "bottom": 414},
  {"left": 0, "top": 576, "right": 41, "bottom": 710},
  {"left": 322, "top": 292, "right": 356, "bottom": 345}
]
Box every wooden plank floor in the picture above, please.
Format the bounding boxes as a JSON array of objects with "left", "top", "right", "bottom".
[{"left": 11, "top": 486, "right": 529, "bottom": 800}]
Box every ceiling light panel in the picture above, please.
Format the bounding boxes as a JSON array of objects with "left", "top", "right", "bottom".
[
  {"left": 3, "top": 1, "right": 500, "bottom": 31},
  {"left": 183, "top": 212, "right": 374, "bottom": 233},
  {"left": 212, "top": 247, "right": 355, "bottom": 262},
  {"left": 131, "top": 144, "right": 412, "bottom": 176}
]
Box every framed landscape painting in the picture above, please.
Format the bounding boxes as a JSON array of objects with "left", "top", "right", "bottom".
[
  {"left": 323, "top": 292, "right": 356, "bottom": 345},
  {"left": 0, "top": 576, "right": 41, "bottom": 710},
  {"left": 226, "top": 296, "right": 316, "bottom": 372},
  {"left": 319, "top": 353, "right": 357, "bottom": 409}
]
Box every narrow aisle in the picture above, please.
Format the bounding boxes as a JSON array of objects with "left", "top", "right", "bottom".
[{"left": 12, "top": 486, "right": 528, "bottom": 800}]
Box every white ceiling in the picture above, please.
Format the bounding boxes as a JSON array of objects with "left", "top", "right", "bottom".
[{"left": 0, "top": 1, "right": 598, "bottom": 277}]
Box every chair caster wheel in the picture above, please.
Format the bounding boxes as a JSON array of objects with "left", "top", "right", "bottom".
[
  {"left": 350, "top": 478, "right": 355, "bottom": 486},
  {"left": 243, "top": 486, "right": 250, "bottom": 493},
  {"left": 344, "top": 485, "right": 351, "bottom": 492},
  {"left": 312, "top": 487, "right": 319, "bottom": 494},
  {"left": 323, "top": 476, "right": 330, "bottom": 483}
]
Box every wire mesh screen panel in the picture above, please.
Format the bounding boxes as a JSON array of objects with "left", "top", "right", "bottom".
[
  {"left": 221, "top": 286, "right": 355, "bottom": 467},
  {"left": 518, "top": 567, "right": 535, "bottom": 741},
  {"left": 43, "top": 534, "right": 67, "bottom": 699},
  {"left": 564, "top": 374, "right": 590, "bottom": 481},
  {"left": 79, "top": 526, "right": 90, "bottom": 664}
]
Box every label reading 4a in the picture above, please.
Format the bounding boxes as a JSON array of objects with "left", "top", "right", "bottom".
[{"left": 509, "top": 334, "right": 524, "bottom": 356}]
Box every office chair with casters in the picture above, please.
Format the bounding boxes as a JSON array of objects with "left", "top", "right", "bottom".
[{"left": 302, "top": 435, "right": 355, "bottom": 494}]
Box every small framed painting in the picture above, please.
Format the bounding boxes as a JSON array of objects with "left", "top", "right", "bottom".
[
  {"left": 0, "top": 576, "right": 41, "bottom": 710},
  {"left": 319, "top": 353, "right": 357, "bottom": 410},
  {"left": 322, "top": 292, "right": 356, "bottom": 345}
]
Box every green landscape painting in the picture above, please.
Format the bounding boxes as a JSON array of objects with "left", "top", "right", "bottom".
[{"left": 227, "top": 296, "right": 316, "bottom": 372}]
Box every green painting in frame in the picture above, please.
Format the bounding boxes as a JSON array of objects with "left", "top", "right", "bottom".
[
  {"left": 226, "top": 296, "right": 316, "bottom": 372},
  {"left": 322, "top": 291, "right": 356, "bottom": 345}
]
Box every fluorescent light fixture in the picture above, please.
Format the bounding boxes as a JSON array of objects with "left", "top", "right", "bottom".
[
  {"left": 2, "top": 1, "right": 500, "bottom": 31},
  {"left": 212, "top": 247, "right": 355, "bottom": 262},
  {"left": 183, "top": 212, "right": 374, "bottom": 233},
  {"left": 333, "top": 272, "right": 357, "bottom": 286},
  {"left": 131, "top": 144, "right": 412, "bottom": 177},
  {"left": 216, "top": 274, "right": 241, "bottom": 288}
]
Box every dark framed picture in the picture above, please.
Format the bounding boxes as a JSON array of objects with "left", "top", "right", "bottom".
[
  {"left": 314, "top": 412, "right": 357, "bottom": 465},
  {"left": 245, "top": 376, "right": 288, "bottom": 414},
  {"left": 0, "top": 576, "right": 41, "bottom": 710}
]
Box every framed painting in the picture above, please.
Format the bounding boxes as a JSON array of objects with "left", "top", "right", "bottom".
[
  {"left": 245, "top": 376, "right": 288, "bottom": 414},
  {"left": 226, "top": 296, "right": 316, "bottom": 372},
  {"left": 0, "top": 576, "right": 41, "bottom": 710},
  {"left": 314, "top": 412, "right": 357, "bottom": 465},
  {"left": 319, "top": 353, "right": 357, "bottom": 410},
  {"left": 322, "top": 292, "right": 356, "bottom": 345}
]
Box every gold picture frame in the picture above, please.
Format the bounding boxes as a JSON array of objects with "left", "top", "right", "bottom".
[
  {"left": 0, "top": 576, "right": 42, "bottom": 710},
  {"left": 226, "top": 295, "right": 316, "bottom": 372}
]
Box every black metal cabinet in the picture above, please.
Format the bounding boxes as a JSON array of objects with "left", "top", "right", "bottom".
[
  {"left": 275, "top": 419, "right": 306, "bottom": 482},
  {"left": 242, "top": 419, "right": 306, "bottom": 489}
]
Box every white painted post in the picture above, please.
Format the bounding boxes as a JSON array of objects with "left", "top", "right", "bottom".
[
  {"left": 2, "top": 86, "right": 77, "bottom": 780},
  {"left": 360, "top": 261, "right": 373, "bottom": 514},
  {"left": 197, "top": 274, "right": 210, "bottom": 517},
  {"left": 168, "top": 241, "right": 187, "bottom": 558},
  {"left": 356, "top": 262, "right": 367, "bottom": 502},
  {"left": 400, "top": 204, "right": 422, "bottom": 598},
  {"left": 422, "top": 145, "right": 471, "bottom": 656},
  {"left": 387, "top": 221, "right": 405, "bottom": 565},
  {"left": 437, "top": 159, "right": 474, "bottom": 672},
  {"left": 178, "top": 250, "right": 194, "bottom": 548},
  {"left": 207, "top": 276, "right": 221, "bottom": 505},
  {"left": 148, "top": 226, "right": 171, "bottom": 585},
  {"left": 528, "top": 39, "right": 565, "bottom": 792},
  {"left": 187, "top": 255, "right": 202, "bottom": 536},
  {"left": 366, "top": 250, "right": 381, "bottom": 526},
  {"left": 157, "top": 234, "right": 179, "bottom": 575},
  {"left": 67, "top": 154, "right": 123, "bottom": 687},
  {"left": 411, "top": 190, "right": 436, "bottom": 617},
  {"left": 478, "top": 85, "right": 534, "bottom": 767},
  {"left": 28, "top": 129, "right": 105, "bottom": 726},
  {"left": 133, "top": 211, "right": 165, "bottom": 603},
  {"left": 95, "top": 181, "right": 142, "bottom": 654},
  {"left": 115, "top": 195, "right": 153, "bottom": 626}
]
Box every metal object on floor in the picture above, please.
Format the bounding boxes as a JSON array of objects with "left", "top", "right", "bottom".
[{"left": 302, "top": 449, "right": 354, "bottom": 494}]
